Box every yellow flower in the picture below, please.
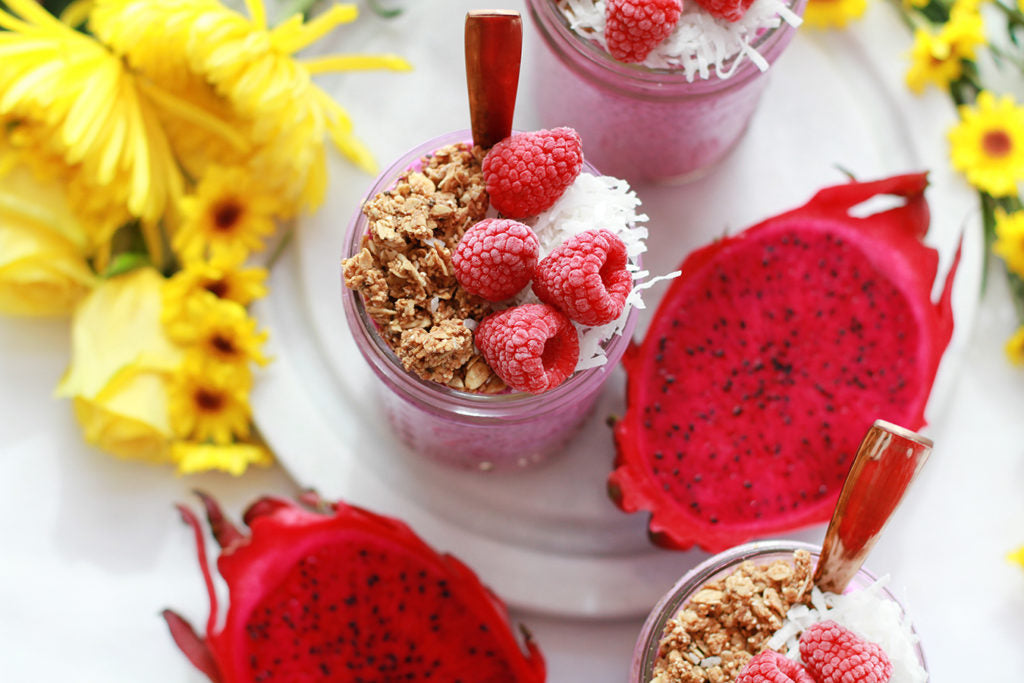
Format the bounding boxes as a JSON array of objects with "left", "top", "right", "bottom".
[
  {"left": 802, "top": 0, "right": 867, "bottom": 29},
  {"left": 905, "top": 14, "right": 985, "bottom": 94},
  {"left": 1010, "top": 545, "right": 1024, "bottom": 568},
  {"left": 949, "top": 91, "right": 1024, "bottom": 197},
  {"left": 90, "top": 0, "right": 412, "bottom": 214},
  {"left": 1006, "top": 326, "right": 1024, "bottom": 365},
  {"left": 992, "top": 209, "right": 1024, "bottom": 276},
  {"left": 0, "top": 150, "right": 97, "bottom": 316},
  {"left": 169, "top": 355, "right": 252, "bottom": 444},
  {"left": 171, "top": 440, "right": 273, "bottom": 476},
  {"left": 951, "top": 0, "right": 985, "bottom": 20},
  {"left": 4, "top": 120, "right": 135, "bottom": 260},
  {"left": 162, "top": 251, "right": 268, "bottom": 325},
  {"left": 173, "top": 166, "right": 280, "bottom": 261},
  {"left": 56, "top": 268, "right": 183, "bottom": 462},
  {"left": 168, "top": 297, "right": 269, "bottom": 368},
  {"left": 0, "top": 0, "right": 184, "bottom": 261}
]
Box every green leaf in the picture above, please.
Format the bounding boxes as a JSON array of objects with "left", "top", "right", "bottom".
[
  {"left": 103, "top": 252, "right": 150, "bottom": 278},
  {"left": 367, "top": 0, "right": 405, "bottom": 19}
]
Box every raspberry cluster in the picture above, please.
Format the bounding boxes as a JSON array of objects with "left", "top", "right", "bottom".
[
  {"left": 454, "top": 130, "right": 635, "bottom": 394},
  {"left": 736, "top": 621, "right": 894, "bottom": 683}
]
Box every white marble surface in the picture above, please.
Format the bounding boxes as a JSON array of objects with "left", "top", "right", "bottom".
[{"left": 2, "top": 1, "right": 1024, "bottom": 681}]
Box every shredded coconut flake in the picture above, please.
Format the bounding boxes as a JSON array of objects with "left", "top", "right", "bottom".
[
  {"left": 559, "top": 0, "right": 802, "bottom": 82},
  {"left": 768, "top": 578, "right": 928, "bottom": 683},
  {"left": 520, "top": 172, "right": 674, "bottom": 371}
]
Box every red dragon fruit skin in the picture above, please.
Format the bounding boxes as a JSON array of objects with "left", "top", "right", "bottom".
[
  {"left": 164, "top": 492, "right": 545, "bottom": 683},
  {"left": 609, "top": 173, "right": 958, "bottom": 553}
]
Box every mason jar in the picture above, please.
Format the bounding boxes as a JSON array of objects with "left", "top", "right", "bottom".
[
  {"left": 341, "top": 130, "right": 639, "bottom": 471},
  {"left": 525, "top": 0, "right": 807, "bottom": 183},
  {"left": 632, "top": 540, "right": 928, "bottom": 682}
]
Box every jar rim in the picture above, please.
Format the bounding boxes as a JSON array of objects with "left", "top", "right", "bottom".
[{"left": 341, "top": 129, "right": 639, "bottom": 420}]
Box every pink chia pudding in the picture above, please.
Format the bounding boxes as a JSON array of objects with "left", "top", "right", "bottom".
[
  {"left": 525, "top": 0, "right": 806, "bottom": 183},
  {"left": 341, "top": 129, "right": 668, "bottom": 471}
]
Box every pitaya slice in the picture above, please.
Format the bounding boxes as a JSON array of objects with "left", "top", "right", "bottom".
[
  {"left": 609, "top": 173, "right": 958, "bottom": 553},
  {"left": 164, "top": 491, "right": 545, "bottom": 682}
]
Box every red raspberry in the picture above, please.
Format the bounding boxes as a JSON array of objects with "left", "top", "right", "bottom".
[
  {"left": 532, "top": 229, "right": 632, "bottom": 326},
  {"left": 474, "top": 304, "right": 580, "bottom": 394},
  {"left": 482, "top": 128, "right": 583, "bottom": 219},
  {"left": 605, "top": 0, "right": 683, "bottom": 64},
  {"left": 737, "top": 651, "right": 816, "bottom": 683},
  {"left": 452, "top": 218, "right": 540, "bottom": 301},
  {"left": 693, "top": 0, "right": 756, "bottom": 22},
  {"left": 799, "top": 621, "right": 894, "bottom": 683}
]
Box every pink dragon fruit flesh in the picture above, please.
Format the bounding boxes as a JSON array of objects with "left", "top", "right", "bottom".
[
  {"left": 608, "top": 173, "right": 958, "bottom": 553},
  {"left": 164, "top": 491, "right": 546, "bottom": 682}
]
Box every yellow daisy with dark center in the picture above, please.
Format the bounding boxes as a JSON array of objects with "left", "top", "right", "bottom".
[
  {"left": 163, "top": 251, "right": 268, "bottom": 318},
  {"left": 174, "top": 166, "right": 280, "bottom": 261},
  {"left": 949, "top": 91, "right": 1024, "bottom": 197},
  {"left": 169, "top": 355, "right": 252, "bottom": 444},
  {"left": 905, "top": 10, "right": 985, "bottom": 94}
]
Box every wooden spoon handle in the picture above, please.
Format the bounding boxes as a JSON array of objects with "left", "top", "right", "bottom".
[
  {"left": 465, "top": 10, "right": 522, "bottom": 149},
  {"left": 813, "top": 420, "right": 933, "bottom": 594}
]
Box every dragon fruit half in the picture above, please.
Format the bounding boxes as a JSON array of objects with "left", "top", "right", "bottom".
[
  {"left": 609, "top": 173, "right": 958, "bottom": 552},
  {"left": 164, "top": 492, "right": 545, "bottom": 682}
]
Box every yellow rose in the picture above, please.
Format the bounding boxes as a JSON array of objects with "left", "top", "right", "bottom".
[
  {"left": 0, "top": 158, "right": 96, "bottom": 316},
  {"left": 56, "top": 268, "right": 184, "bottom": 462}
]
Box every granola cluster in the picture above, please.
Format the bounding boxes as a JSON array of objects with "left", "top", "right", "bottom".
[
  {"left": 342, "top": 143, "right": 506, "bottom": 392},
  {"left": 650, "top": 550, "right": 814, "bottom": 683}
]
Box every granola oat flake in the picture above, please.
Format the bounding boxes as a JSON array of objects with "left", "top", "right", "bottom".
[{"left": 650, "top": 550, "right": 814, "bottom": 683}]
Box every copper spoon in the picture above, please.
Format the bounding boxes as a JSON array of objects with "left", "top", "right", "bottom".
[
  {"left": 465, "top": 10, "right": 522, "bottom": 149},
  {"left": 813, "top": 419, "right": 933, "bottom": 594}
]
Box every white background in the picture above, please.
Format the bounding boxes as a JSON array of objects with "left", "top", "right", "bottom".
[{"left": 2, "top": 1, "right": 1024, "bottom": 681}]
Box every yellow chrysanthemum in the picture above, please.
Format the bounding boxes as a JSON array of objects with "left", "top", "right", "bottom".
[
  {"left": 949, "top": 91, "right": 1024, "bottom": 197},
  {"left": 0, "top": 0, "right": 184, "bottom": 260},
  {"left": 802, "top": 0, "right": 867, "bottom": 29},
  {"left": 171, "top": 440, "right": 273, "bottom": 476},
  {"left": 162, "top": 250, "right": 268, "bottom": 326},
  {"left": 169, "top": 355, "right": 252, "bottom": 444},
  {"left": 90, "top": 0, "right": 412, "bottom": 214},
  {"left": 173, "top": 166, "right": 281, "bottom": 261},
  {"left": 992, "top": 209, "right": 1024, "bottom": 276},
  {"left": 905, "top": 13, "right": 985, "bottom": 94},
  {"left": 1006, "top": 326, "right": 1024, "bottom": 365},
  {"left": 169, "top": 298, "right": 269, "bottom": 368}
]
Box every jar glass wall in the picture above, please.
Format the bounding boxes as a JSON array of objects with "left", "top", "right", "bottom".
[{"left": 525, "top": 0, "right": 807, "bottom": 183}]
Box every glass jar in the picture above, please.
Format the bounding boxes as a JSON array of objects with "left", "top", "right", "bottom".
[
  {"left": 631, "top": 540, "right": 928, "bottom": 682},
  {"left": 524, "top": 0, "right": 806, "bottom": 183},
  {"left": 341, "top": 130, "right": 639, "bottom": 471}
]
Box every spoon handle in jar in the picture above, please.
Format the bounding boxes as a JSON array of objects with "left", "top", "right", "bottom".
[
  {"left": 813, "top": 419, "right": 933, "bottom": 594},
  {"left": 465, "top": 10, "right": 522, "bottom": 149}
]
